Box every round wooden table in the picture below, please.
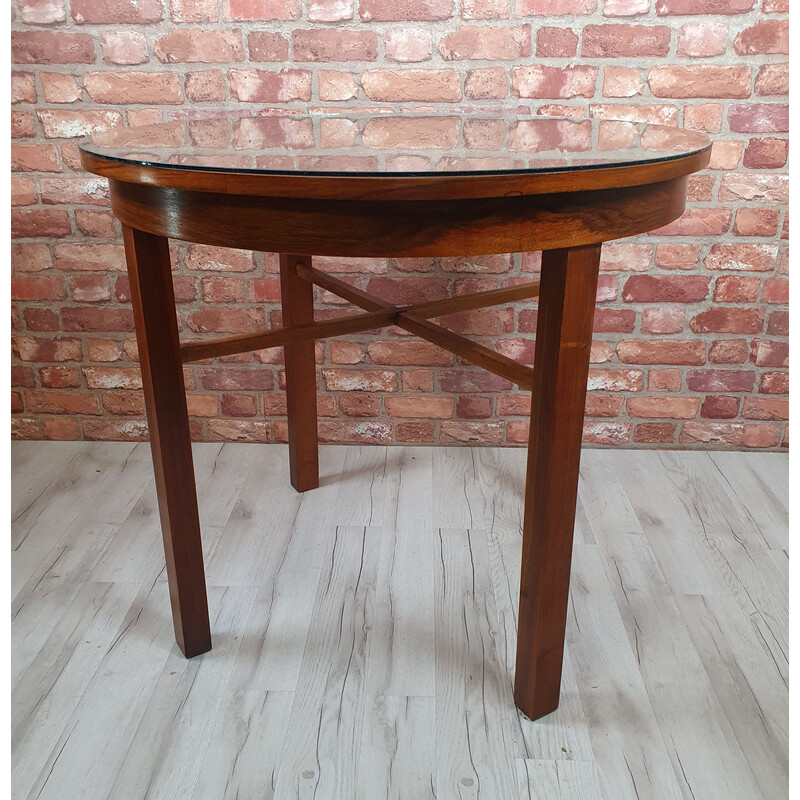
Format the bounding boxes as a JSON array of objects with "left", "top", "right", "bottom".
[{"left": 81, "top": 112, "right": 710, "bottom": 721}]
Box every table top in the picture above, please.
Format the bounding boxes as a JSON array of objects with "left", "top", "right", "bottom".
[{"left": 80, "top": 111, "right": 710, "bottom": 201}]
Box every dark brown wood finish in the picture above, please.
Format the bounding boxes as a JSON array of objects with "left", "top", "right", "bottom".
[
  {"left": 279, "top": 254, "right": 319, "bottom": 493},
  {"left": 514, "top": 244, "right": 602, "bottom": 720},
  {"left": 121, "top": 225, "right": 212, "bottom": 658},
  {"left": 81, "top": 127, "right": 710, "bottom": 721}
]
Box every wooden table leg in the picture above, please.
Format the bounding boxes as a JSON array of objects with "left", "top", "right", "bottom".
[
  {"left": 279, "top": 253, "right": 319, "bottom": 492},
  {"left": 122, "top": 225, "right": 212, "bottom": 658},
  {"left": 514, "top": 244, "right": 601, "bottom": 720}
]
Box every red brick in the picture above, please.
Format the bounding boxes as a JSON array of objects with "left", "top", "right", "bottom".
[
  {"left": 11, "top": 72, "right": 36, "bottom": 104},
  {"left": 743, "top": 424, "right": 782, "bottom": 449},
  {"left": 712, "top": 276, "right": 760, "bottom": 303},
  {"left": 763, "top": 0, "right": 788, "bottom": 10},
  {"left": 464, "top": 68, "right": 507, "bottom": 100},
  {"left": 758, "top": 372, "right": 789, "bottom": 394},
  {"left": 12, "top": 31, "right": 95, "bottom": 64},
  {"left": 455, "top": 396, "right": 492, "bottom": 419},
  {"left": 677, "top": 22, "right": 728, "bottom": 56},
  {"left": 760, "top": 279, "right": 787, "bottom": 307},
  {"left": 11, "top": 177, "right": 36, "bottom": 207},
  {"left": 11, "top": 366, "right": 36, "bottom": 389},
  {"left": 401, "top": 369, "right": 434, "bottom": 392},
  {"left": 687, "top": 175, "right": 715, "bottom": 202},
  {"left": 41, "top": 74, "right": 81, "bottom": 104},
  {"left": 71, "top": 0, "right": 162, "bottom": 22},
  {"left": 219, "top": 393, "right": 256, "bottom": 417},
  {"left": 709, "top": 141, "right": 743, "bottom": 170},
  {"left": 247, "top": 31, "right": 290, "bottom": 61},
  {"left": 648, "top": 66, "right": 751, "bottom": 99},
  {"left": 680, "top": 422, "right": 745, "bottom": 446},
  {"left": 627, "top": 397, "right": 700, "bottom": 419},
  {"left": 742, "top": 397, "right": 788, "bottom": 421},
  {"left": 360, "top": 0, "right": 453, "bottom": 21},
  {"left": 648, "top": 369, "right": 682, "bottom": 392},
  {"left": 684, "top": 104, "right": 723, "bottom": 133},
  {"left": 385, "top": 396, "right": 453, "bottom": 418},
  {"left": 83, "top": 420, "right": 150, "bottom": 441},
  {"left": 622, "top": 275, "right": 709, "bottom": 303},
  {"left": 11, "top": 276, "right": 65, "bottom": 302},
  {"left": 23, "top": 308, "right": 60, "bottom": 331},
  {"left": 582, "top": 25, "right": 670, "bottom": 57},
  {"left": 99, "top": 30, "right": 149, "bottom": 65},
  {"left": 440, "top": 421, "right": 503, "bottom": 444},
  {"left": 41, "top": 177, "right": 109, "bottom": 206},
  {"left": 700, "top": 396, "right": 739, "bottom": 419},
  {"left": 754, "top": 63, "right": 788, "bottom": 97},
  {"left": 734, "top": 20, "right": 788, "bottom": 55},
  {"left": 368, "top": 340, "right": 452, "bottom": 367},
  {"left": 39, "top": 417, "right": 80, "bottom": 440},
  {"left": 86, "top": 339, "right": 122, "bottom": 362},
  {"left": 656, "top": 0, "right": 755, "bottom": 12},
  {"left": 728, "top": 104, "right": 789, "bottom": 133},
  {"left": 186, "top": 244, "right": 256, "bottom": 273},
  {"left": 84, "top": 72, "right": 183, "bottom": 105},
  {"left": 62, "top": 307, "right": 134, "bottom": 332},
  {"left": 690, "top": 308, "right": 764, "bottom": 334},
  {"left": 363, "top": 117, "right": 460, "bottom": 150},
  {"left": 172, "top": 0, "right": 218, "bottom": 21},
  {"left": 199, "top": 369, "right": 274, "bottom": 392},
  {"left": 224, "top": 0, "right": 300, "bottom": 20},
  {"left": 12, "top": 336, "right": 81, "bottom": 362},
  {"left": 11, "top": 143, "right": 61, "bottom": 172},
  {"left": 521, "top": 0, "right": 596, "bottom": 12},
  {"left": 652, "top": 209, "right": 731, "bottom": 237},
  {"left": 82, "top": 367, "right": 141, "bottom": 390},
  {"left": 655, "top": 244, "right": 701, "bottom": 271},
  {"left": 583, "top": 422, "right": 631, "bottom": 445},
  {"left": 11, "top": 112, "right": 35, "bottom": 139},
  {"left": 12, "top": 209, "right": 71, "bottom": 238},
  {"left": 708, "top": 340, "right": 748, "bottom": 364},
  {"left": 733, "top": 209, "right": 780, "bottom": 237},
  {"left": 155, "top": 30, "right": 243, "bottom": 64},
  {"left": 100, "top": 392, "right": 145, "bottom": 416},
  {"left": 593, "top": 309, "right": 636, "bottom": 333},
  {"left": 439, "top": 370, "right": 511, "bottom": 393},
  {"left": 71, "top": 275, "right": 112, "bottom": 303},
  {"left": 633, "top": 423, "right": 676, "bottom": 444},
  {"left": 200, "top": 276, "right": 245, "bottom": 304},
  {"left": 759, "top": 372, "right": 788, "bottom": 394},
  {"left": 25, "top": 390, "right": 101, "bottom": 415},
  {"left": 617, "top": 340, "right": 705, "bottom": 366},
  {"left": 294, "top": 29, "right": 378, "bottom": 61},
  {"left": 686, "top": 370, "right": 754, "bottom": 393},
  {"left": 315, "top": 70, "right": 358, "bottom": 101},
  {"left": 362, "top": 69, "right": 461, "bottom": 102},
  {"left": 704, "top": 243, "right": 777, "bottom": 272},
  {"left": 366, "top": 277, "right": 448, "bottom": 306},
  {"left": 54, "top": 244, "right": 126, "bottom": 272},
  {"left": 396, "top": 422, "right": 435, "bottom": 442},
  {"left": 385, "top": 29, "right": 432, "bottom": 62},
  {"left": 602, "top": 67, "right": 644, "bottom": 98},
  {"left": 719, "top": 174, "right": 787, "bottom": 203},
  {"left": 228, "top": 69, "right": 311, "bottom": 102},
  {"left": 743, "top": 137, "right": 788, "bottom": 169},
  {"left": 338, "top": 394, "right": 380, "bottom": 417},
  {"left": 12, "top": 243, "right": 51, "bottom": 273},
  {"left": 641, "top": 308, "right": 685, "bottom": 335},
  {"left": 321, "top": 369, "right": 397, "bottom": 392},
  {"left": 38, "top": 109, "right": 123, "bottom": 139},
  {"left": 586, "top": 369, "right": 643, "bottom": 392},
  {"left": 590, "top": 103, "right": 679, "bottom": 127},
  {"left": 767, "top": 311, "right": 788, "bottom": 336},
  {"left": 19, "top": 0, "right": 65, "bottom": 23},
  {"left": 440, "top": 25, "right": 530, "bottom": 60},
  {"left": 536, "top": 27, "right": 578, "bottom": 57},
  {"left": 751, "top": 340, "right": 788, "bottom": 368},
  {"left": 318, "top": 420, "right": 391, "bottom": 444},
  {"left": 187, "top": 308, "right": 265, "bottom": 333},
  {"left": 512, "top": 65, "right": 596, "bottom": 99},
  {"left": 39, "top": 367, "right": 79, "bottom": 389}
]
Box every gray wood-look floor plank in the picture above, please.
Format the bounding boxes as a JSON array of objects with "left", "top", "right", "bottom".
[{"left": 11, "top": 443, "right": 788, "bottom": 800}]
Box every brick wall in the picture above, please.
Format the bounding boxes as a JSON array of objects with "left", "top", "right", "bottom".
[{"left": 11, "top": 0, "right": 788, "bottom": 449}]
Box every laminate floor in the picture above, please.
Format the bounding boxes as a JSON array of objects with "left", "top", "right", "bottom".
[{"left": 11, "top": 442, "right": 788, "bottom": 800}]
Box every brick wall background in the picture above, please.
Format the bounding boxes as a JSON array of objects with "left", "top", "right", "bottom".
[{"left": 11, "top": 0, "right": 789, "bottom": 449}]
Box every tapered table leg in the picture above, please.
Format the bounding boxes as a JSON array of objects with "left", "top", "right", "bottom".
[
  {"left": 279, "top": 253, "right": 319, "bottom": 492},
  {"left": 122, "top": 225, "right": 211, "bottom": 658},
  {"left": 514, "top": 244, "right": 601, "bottom": 720}
]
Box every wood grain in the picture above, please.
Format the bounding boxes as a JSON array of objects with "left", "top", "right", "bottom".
[{"left": 122, "top": 225, "right": 211, "bottom": 658}]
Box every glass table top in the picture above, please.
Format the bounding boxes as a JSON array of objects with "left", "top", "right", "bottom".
[{"left": 80, "top": 111, "right": 710, "bottom": 178}]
